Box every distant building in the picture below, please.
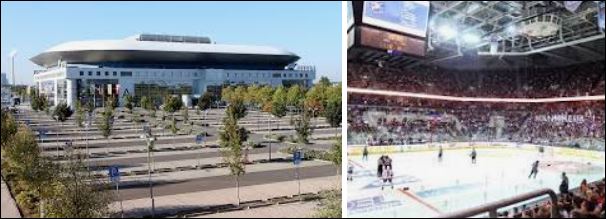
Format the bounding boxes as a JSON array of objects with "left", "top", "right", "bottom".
[
  {"left": 31, "top": 34, "right": 316, "bottom": 107},
  {"left": 1, "top": 72, "right": 7, "bottom": 86}
]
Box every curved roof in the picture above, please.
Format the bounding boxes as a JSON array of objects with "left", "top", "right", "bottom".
[{"left": 31, "top": 37, "right": 300, "bottom": 69}]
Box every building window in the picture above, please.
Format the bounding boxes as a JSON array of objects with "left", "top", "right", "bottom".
[
  {"left": 80, "top": 71, "right": 84, "bottom": 76},
  {"left": 88, "top": 71, "right": 92, "bottom": 76},
  {"left": 227, "top": 73, "right": 230, "bottom": 78},
  {"left": 120, "top": 71, "right": 133, "bottom": 77},
  {"left": 113, "top": 72, "right": 117, "bottom": 76},
  {"left": 105, "top": 71, "right": 109, "bottom": 76},
  {"left": 272, "top": 73, "right": 282, "bottom": 78},
  {"left": 300, "top": 74, "right": 303, "bottom": 78},
  {"left": 305, "top": 74, "right": 308, "bottom": 78},
  {"left": 97, "top": 71, "right": 101, "bottom": 76}
]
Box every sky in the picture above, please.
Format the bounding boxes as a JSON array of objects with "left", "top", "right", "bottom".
[{"left": 0, "top": 1, "right": 342, "bottom": 85}]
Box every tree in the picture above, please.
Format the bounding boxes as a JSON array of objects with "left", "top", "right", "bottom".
[
  {"left": 245, "top": 85, "right": 260, "bottom": 109},
  {"left": 1, "top": 111, "right": 18, "bottom": 148},
  {"left": 140, "top": 96, "right": 155, "bottom": 119},
  {"left": 197, "top": 92, "right": 213, "bottom": 112},
  {"left": 30, "top": 89, "right": 49, "bottom": 113},
  {"left": 219, "top": 103, "right": 248, "bottom": 206},
  {"left": 227, "top": 96, "right": 247, "bottom": 120},
  {"left": 106, "top": 96, "right": 118, "bottom": 109},
  {"left": 44, "top": 153, "right": 112, "bottom": 218},
  {"left": 256, "top": 85, "right": 273, "bottom": 112},
  {"left": 53, "top": 102, "right": 74, "bottom": 124},
  {"left": 271, "top": 86, "right": 288, "bottom": 130},
  {"left": 221, "top": 86, "right": 235, "bottom": 103},
  {"left": 3, "top": 125, "right": 55, "bottom": 217},
  {"left": 318, "top": 76, "right": 332, "bottom": 88},
  {"left": 323, "top": 84, "right": 342, "bottom": 139},
  {"left": 163, "top": 96, "right": 183, "bottom": 115},
  {"left": 313, "top": 190, "right": 342, "bottom": 218},
  {"left": 123, "top": 94, "right": 134, "bottom": 114},
  {"left": 74, "top": 100, "right": 85, "bottom": 129},
  {"left": 294, "top": 112, "right": 313, "bottom": 144},
  {"left": 304, "top": 85, "right": 326, "bottom": 118},
  {"left": 52, "top": 102, "right": 74, "bottom": 156},
  {"left": 163, "top": 96, "right": 183, "bottom": 141},
  {"left": 329, "top": 140, "right": 342, "bottom": 176},
  {"left": 182, "top": 107, "right": 189, "bottom": 124},
  {"left": 286, "top": 85, "right": 305, "bottom": 112},
  {"left": 98, "top": 101, "right": 115, "bottom": 152}
]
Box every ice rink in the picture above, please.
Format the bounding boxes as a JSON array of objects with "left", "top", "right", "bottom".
[{"left": 347, "top": 145, "right": 605, "bottom": 218}]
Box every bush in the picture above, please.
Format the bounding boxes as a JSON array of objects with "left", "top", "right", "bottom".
[{"left": 15, "top": 190, "right": 38, "bottom": 215}]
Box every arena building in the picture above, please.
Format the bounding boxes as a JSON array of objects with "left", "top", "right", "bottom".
[{"left": 30, "top": 34, "right": 316, "bottom": 107}]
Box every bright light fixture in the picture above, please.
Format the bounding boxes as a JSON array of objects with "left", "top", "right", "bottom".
[
  {"left": 463, "top": 33, "right": 481, "bottom": 44},
  {"left": 438, "top": 25, "right": 457, "bottom": 39},
  {"left": 506, "top": 25, "right": 517, "bottom": 35}
]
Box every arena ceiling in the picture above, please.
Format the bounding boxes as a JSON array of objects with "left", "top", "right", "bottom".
[{"left": 349, "top": 1, "right": 605, "bottom": 70}]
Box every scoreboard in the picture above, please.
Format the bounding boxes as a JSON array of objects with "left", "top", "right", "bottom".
[
  {"left": 358, "top": 26, "right": 426, "bottom": 57},
  {"left": 362, "top": 1, "right": 430, "bottom": 38}
]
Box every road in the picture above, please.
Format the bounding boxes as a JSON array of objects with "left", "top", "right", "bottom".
[{"left": 118, "top": 164, "right": 337, "bottom": 200}]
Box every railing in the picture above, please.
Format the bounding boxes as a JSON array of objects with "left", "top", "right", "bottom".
[{"left": 440, "top": 188, "right": 560, "bottom": 218}]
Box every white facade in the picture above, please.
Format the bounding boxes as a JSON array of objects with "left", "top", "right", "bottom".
[
  {"left": 31, "top": 34, "right": 316, "bottom": 108},
  {"left": 33, "top": 65, "right": 315, "bottom": 107}
]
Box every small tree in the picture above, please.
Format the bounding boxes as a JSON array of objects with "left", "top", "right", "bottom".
[
  {"left": 313, "top": 190, "right": 342, "bottom": 218},
  {"left": 123, "top": 94, "right": 134, "bottom": 120},
  {"left": 221, "top": 86, "right": 235, "bottom": 103},
  {"left": 304, "top": 85, "right": 325, "bottom": 119},
  {"left": 163, "top": 96, "right": 183, "bottom": 142},
  {"left": 140, "top": 96, "right": 155, "bottom": 119},
  {"left": 52, "top": 102, "right": 74, "bottom": 155},
  {"left": 286, "top": 85, "right": 305, "bottom": 112},
  {"left": 98, "top": 101, "right": 115, "bottom": 152},
  {"left": 197, "top": 92, "right": 213, "bottom": 112},
  {"left": 74, "top": 100, "right": 85, "bottom": 128},
  {"left": 294, "top": 111, "right": 313, "bottom": 144},
  {"left": 1, "top": 112, "right": 19, "bottom": 148},
  {"left": 45, "top": 153, "right": 113, "bottom": 218},
  {"left": 53, "top": 102, "right": 74, "bottom": 125},
  {"left": 219, "top": 103, "right": 247, "bottom": 206},
  {"left": 324, "top": 85, "right": 342, "bottom": 139},
  {"left": 271, "top": 86, "right": 288, "bottom": 130},
  {"left": 329, "top": 140, "right": 342, "bottom": 176}
]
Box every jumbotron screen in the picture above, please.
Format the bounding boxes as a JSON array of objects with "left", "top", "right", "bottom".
[
  {"left": 362, "top": 1, "right": 430, "bottom": 38},
  {"left": 359, "top": 26, "right": 426, "bottom": 57}
]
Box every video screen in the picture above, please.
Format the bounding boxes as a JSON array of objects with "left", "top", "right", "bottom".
[
  {"left": 362, "top": 1, "right": 430, "bottom": 38},
  {"left": 359, "top": 26, "right": 426, "bottom": 57}
]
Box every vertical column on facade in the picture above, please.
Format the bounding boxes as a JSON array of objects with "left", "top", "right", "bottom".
[
  {"left": 53, "top": 78, "right": 59, "bottom": 107},
  {"left": 66, "top": 79, "right": 75, "bottom": 108}
]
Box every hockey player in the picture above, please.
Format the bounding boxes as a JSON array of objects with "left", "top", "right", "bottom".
[
  {"left": 362, "top": 145, "right": 369, "bottom": 162},
  {"left": 528, "top": 160, "right": 540, "bottom": 179},
  {"left": 381, "top": 165, "right": 394, "bottom": 190},
  {"left": 438, "top": 146, "right": 444, "bottom": 162},
  {"left": 470, "top": 147, "right": 477, "bottom": 164},
  {"left": 347, "top": 164, "right": 354, "bottom": 181}
]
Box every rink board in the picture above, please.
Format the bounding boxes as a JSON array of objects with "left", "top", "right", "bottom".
[{"left": 347, "top": 143, "right": 605, "bottom": 218}]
